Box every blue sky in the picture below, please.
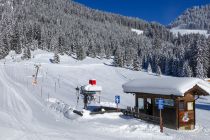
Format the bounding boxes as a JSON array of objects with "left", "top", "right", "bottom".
[{"left": 74, "top": 0, "right": 210, "bottom": 25}]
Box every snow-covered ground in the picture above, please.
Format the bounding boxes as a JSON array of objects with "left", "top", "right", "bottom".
[
  {"left": 170, "top": 27, "right": 209, "bottom": 37},
  {"left": 0, "top": 50, "right": 209, "bottom": 140},
  {"left": 131, "top": 28, "right": 144, "bottom": 35}
]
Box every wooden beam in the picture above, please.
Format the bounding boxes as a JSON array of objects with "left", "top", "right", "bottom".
[{"left": 135, "top": 92, "right": 179, "bottom": 99}]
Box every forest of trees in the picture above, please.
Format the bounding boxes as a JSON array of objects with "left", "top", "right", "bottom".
[
  {"left": 0, "top": 0, "right": 209, "bottom": 78},
  {"left": 169, "top": 4, "right": 210, "bottom": 31}
]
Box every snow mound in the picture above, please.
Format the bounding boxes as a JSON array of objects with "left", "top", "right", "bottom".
[{"left": 48, "top": 98, "right": 81, "bottom": 120}]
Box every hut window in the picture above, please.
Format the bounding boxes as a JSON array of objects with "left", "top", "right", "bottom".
[
  {"left": 138, "top": 98, "right": 144, "bottom": 109},
  {"left": 187, "top": 102, "right": 194, "bottom": 111},
  {"left": 179, "top": 101, "right": 185, "bottom": 111}
]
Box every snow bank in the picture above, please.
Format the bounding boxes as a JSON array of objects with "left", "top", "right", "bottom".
[
  {"left": 122, "top": 77, "right": 210, "bottom": 96},
  {"left": 47, "top": 98, "right": 81, "bottom": 120}
]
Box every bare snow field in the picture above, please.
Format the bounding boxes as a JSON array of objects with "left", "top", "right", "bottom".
[
  {"left": 0, "top": 50, "right": 209, "bottom": 140},
  {"left": 131, "top": 28, "right": 144, "bottom": 35}
]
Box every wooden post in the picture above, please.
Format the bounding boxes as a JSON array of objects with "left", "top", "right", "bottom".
[
  {"left": 160, "top": 109, "right": 163, "bottom": 133},
  {"left": 135, "top": 94, "right": 138, "bottom": 108},
  {"left": 99, "top": 92, "right": 101, "bottom": 103},
  {"left": 176, "top": 99, "right": 179, "bottom": 130},
  {"left": 84, "top": 94, "right": 88, "bottom": 109}
]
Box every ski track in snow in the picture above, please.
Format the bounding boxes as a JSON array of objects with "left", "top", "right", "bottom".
[{"left": 0, "top": 50, "right": 209, "bottom": 140}]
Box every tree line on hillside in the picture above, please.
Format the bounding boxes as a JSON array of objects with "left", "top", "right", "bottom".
[
  {"left": 169, "top": 4, "right": 210, "bottom": 32},
  {"left": 0, "top": 0, "right": 209, "bottom": 78}
]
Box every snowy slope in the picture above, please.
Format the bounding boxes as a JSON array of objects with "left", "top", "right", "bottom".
[
  {"left": 170, "top": 27, "right": 209, "bottom": 37},
  {"left": 0, "top": 50, "right": 209, "bottom": 140}
]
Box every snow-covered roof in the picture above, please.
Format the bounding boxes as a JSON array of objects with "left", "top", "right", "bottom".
[
  {"left": 83, "top": 84, "right": 102, "bottom": 92},
  {"left": 122, "top": 77, "right": 210, "bottom": 96}
]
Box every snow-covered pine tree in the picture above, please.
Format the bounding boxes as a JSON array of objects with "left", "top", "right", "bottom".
[
  {"left": 0, "top": 35, "right": 10, "bottom": 59},
  {"left": 33, "top": 22, "right": 42, "bottom": 45},
  {"left": 87, "top": 39, "right": 96, "bottom": 58},
  {"left": 98, "top": 45, "right": 106, "bottom": 59},
  {"left": 181, "top": 60, "right": 193, "bottom": 77},
  {"left": 11, "top": 22, "right": 22, "bottom": 54},
  {"left": 58, "top": 36, "right": 65, "bottom": 55},
  {"left": 197, "top": 35, "right": 209, "bottom": 77},
  {"left": 190, "top": 34, "right": 208, "bottom": 78},
  {"left": 164, "top": 58, "right": 171, "bottom": 75},
  {"left": 132, "top": 55, "right": 140, "bottom": 71},
  {"left": 21, "top": 47, "right": 31, "bottom": 60},
  {"left": 156, "top": 66, "right": 162, "bottom": 76},
  {"left": 51, "top": 36, "right": 58, "bottom": 51},
  {"left": 113, "top": 47, "right": 123, "bottom": 67},
  {"left": 53, "top": 52, "right": 60, "bottom": 64},
  {"left": 147, "top": 63, "right": 152, "bottom": 74},
  {"left": 195, "top": 58, "right": 205, "bottom": 78},
  {"left": 171, "top": 56, "right": 179, "bottom": 76}
]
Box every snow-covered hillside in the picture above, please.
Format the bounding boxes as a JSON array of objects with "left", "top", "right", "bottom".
[
  {"left": 0, "top": 50, "right": 210, "bottom": 140},
  {"left": 170, "top": 27, "right": 209, "bottom": 37}
]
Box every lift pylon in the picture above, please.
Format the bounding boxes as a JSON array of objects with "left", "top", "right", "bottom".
[{"left": 32, "top": 64, "right": 41, "bottom": 85}]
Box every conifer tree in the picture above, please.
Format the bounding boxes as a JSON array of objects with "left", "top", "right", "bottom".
[
  {"left": 147, "top": 63, "right": 152, "bottom": 74},
  {"left": 22, "top": 47, "right": 31, "bottom": 60},
  {"left": 181, "top": 61, "right": 193, "bottom": 77},
  {"left": 133, "top": 55, "right": 140, "bottom": 71},
  {"left": 156, "top": 66, "right": 162, "bottom": 76},
  {"left": 54, "top": 52, "right": 60, "bottom": 63},
  {"left": 195, "top": 58, "right": 205, "bottom": 78}
]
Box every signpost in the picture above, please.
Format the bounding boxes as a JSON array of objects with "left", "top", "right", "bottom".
[
  {"left": 115, "top": 95, "right": 120, "bottom": 111},
  {"left": 158, "top": 98, "right": 164, "bottom": 133}
]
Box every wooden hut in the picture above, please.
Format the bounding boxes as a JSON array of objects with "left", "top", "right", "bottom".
[{"left": 122, "top": 77, "right": 210, "bottom": 130}]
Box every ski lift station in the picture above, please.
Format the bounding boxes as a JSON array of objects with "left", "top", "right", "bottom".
[
  {"left": 122, "top": 77, "right": 210, "bottom": 130},
  {"left": 78, "top": 80, "right": 118, "bottom": 113},
  {"left": 80, "top": 79, "right": 102, "bottom": 110}
]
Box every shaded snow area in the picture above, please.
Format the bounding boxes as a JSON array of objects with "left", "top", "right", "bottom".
[
  {"left": 0, "top": 50, "right": 209, "bottom": 140},
  {"left": 170, "top": 27, "right": 209, "bottom": 37}
]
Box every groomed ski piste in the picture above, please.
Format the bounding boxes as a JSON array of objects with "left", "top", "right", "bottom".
[{"left": 0, "top": 50, "right": 209, "bottom": 140}]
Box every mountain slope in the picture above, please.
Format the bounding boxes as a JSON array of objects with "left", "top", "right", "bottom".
[
  {"left": 0, "top": 0, "right": 210, "bottom": 78},
  {"left": 169, "top": 4, "right": 210, "bottom": 31},
  {"left": 0, "top": 50, "right": 210, "bottom": 139}
]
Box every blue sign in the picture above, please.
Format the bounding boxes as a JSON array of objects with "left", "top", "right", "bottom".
[
  {"left": 158, "top": 98, "right": 164, "bottom": 110},
  {"left": 155, "top": 98, "right": 174, "bottom": 106},
  {"left": 115, "top": 95, "right": 120, "bottom": 104}
]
